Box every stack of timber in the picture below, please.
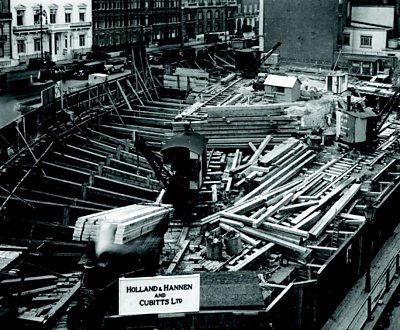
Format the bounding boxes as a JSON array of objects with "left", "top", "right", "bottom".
[
  {"left": 99, "top": 100, "right": 185, "bottom": 147},
  {"left": 171, "top": 103, "right": 304, "bottom": 148},
  {"left": 164, "top": 68, "right": 210, "bottom": 92},
  {"left": 72, "top": 203, "right": 173, "bottom": 244},
  {"left": 190, "top": 140, "right": 366, "bottom": 272}
]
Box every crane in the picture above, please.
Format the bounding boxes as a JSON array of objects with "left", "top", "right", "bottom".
[{"left": 251, "top": 42, "right": 282, "bottom": 90}]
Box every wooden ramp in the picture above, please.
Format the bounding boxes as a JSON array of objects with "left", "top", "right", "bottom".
[{"left": 322, "top": 222, "right": 400, "bottom": 330}]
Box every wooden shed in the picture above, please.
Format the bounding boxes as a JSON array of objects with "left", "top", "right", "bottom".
[{"left": 264, "top": 74, "right": 301, "bottom": 102}]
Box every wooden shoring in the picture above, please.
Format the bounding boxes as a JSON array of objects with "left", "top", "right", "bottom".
[
  {"left": 0, "top": 141, "right": 54, "bottom": 214},
  {"left": 135, "top": 66, "right": 153, "bottom": 102},
  {"left": 15, "top": 126, "right": 46, "bottom": 176},
  {"left": 126, "top": 78, "right": 145, "bottom": 106},
  {"left": 145, "top": 56, "right": 159, "bottom": 99},
  {"left": 104, "top": 84, "right": 125, "bottom": 126},
  {"left": 116, "top": 80, "right": 134, "bottom": 111}
]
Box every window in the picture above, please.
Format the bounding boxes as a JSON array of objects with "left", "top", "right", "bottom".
[
  {"left": 65, "top": 36, "right": 68, "bottom": 48},
  {"left": 65, "top": 12, "right": 71, "bottom": 23},
  {"left": 272, "top": 86, "right": 285, "bottom": 93},
  {"left": 79, "top": 12, "right": 85, "bottom": 22},
  {"left": 79, "top": 34, "right": 85, "bottom": 47},
  {"left": 34, "top": 38, "right": 41, "bottom": 52},
  {"left": 34, "top": 12, "right": 40, "bottom": 25},
  {"left": 0, "top": 46, "right": 4, "bottom": 58},
  {"left": 215, "top": 10, "right": 219, "bottom": 19},
  {"left": 343, "top": 33, "right": 350, "bottom": 46},
  {"left": 17, "top": 10, "right": 24, "bottom": 26},
  {"left": 17, "top": 40, "right": 25, "bottom": 53},
  {"left": 360, "top": 35, "right": 372, "bottom": 48},
  {"left": 206, "top": 10, "right": 211, "bottom": 20},
  {"left": 50, "top": 10, "right": 57, "bottom": 24},
  {"left": 198, "top": 12, "right": 203, "bottom": 20}
]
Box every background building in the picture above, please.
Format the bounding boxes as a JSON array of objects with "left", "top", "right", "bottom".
[
  {"left": 181, "top": 0, "right": 237, "bottom": 42},
  {"left": 337, "top": 1, "right": 400, "bottom": 79},
  {"left": 235, "top": 0, "right": 258, "bottom": 37},
  {"left": 0, "top": 0, "right": 13, "bottom": 68},
  {"left": 11, "top": 0, "right": 92, "bottom": 65},
  {"left": 260, "top": 0, "right": 348, "bottom": 67},
  {"left": 92, "top": 0, "right": 182, "bottom": 52}
]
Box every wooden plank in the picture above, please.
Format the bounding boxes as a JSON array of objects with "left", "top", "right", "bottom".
[
  {"left": 253, "top": 193, "right": 294, "bottom": 228},
  {"left": 235, "top": 226, "right": 308, "bottom": 254},
  {"left": 229, "top": 243, "right": 274, "bottom": 271},
  {"left": 42, "top": 281, "right": 81, "bottom": 325},
  {"left": 219, "top": 223, "right": 260, "bottom": 247},
  {"left": 165, "top": 240, "right": 190, "bottom": 274},
  {"left": 309, "top": 183, "right": 361, "bottom": 238}
]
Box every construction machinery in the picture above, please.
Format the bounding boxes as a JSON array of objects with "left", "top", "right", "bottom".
[
  {"left": 134, "top": 125, "right": 207, "bottom": 219},
  {"left": 236, "top": 41, "right": 282, "bottom": 79},
  {"left": 67, "top": 129, "right": 207, "bottom": 329}
]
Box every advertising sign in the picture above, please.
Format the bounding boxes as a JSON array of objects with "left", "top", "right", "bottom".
[{"left": 119, "top": 274, "right": 200, "bottom": 315}]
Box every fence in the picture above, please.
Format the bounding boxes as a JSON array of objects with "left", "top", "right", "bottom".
[{"left": 346, "top": 251, "right": 400, "bottom": 329}]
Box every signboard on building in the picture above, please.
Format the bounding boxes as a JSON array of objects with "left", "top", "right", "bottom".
[{"left": 119, "top": 274, "right": 200, "bottom": 315}]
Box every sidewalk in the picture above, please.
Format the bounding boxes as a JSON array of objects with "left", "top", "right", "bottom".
[{"left": 322, "top": 222, "right": 400, "bottom": 330}]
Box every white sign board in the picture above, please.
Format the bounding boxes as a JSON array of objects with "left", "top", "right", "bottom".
[{"left": 119, "top": 274, "right": 200, "bottom": 315}]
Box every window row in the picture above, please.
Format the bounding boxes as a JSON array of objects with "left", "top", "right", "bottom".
[
  {"left": 343, "top": 33, "right": 373, "bottom": 48},
  {"left": 16, "top": 35, "right": 86, "bottom": 54},
  {"left": 16, "top": 7, "right": 86, "bottom": 26},
  {"left": 94, "top": 0, "right": 180, "bottom": 10}
]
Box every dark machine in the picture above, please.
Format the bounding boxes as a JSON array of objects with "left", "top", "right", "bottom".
[
  {"left": 67, "top": 127, "right": 207, "bottom": 329},
  {"left": 235, "top": 41, "right": 282, "bottom": 79},
  {"left": 134, "top": 124, "right": 208, "bottom": 219}
]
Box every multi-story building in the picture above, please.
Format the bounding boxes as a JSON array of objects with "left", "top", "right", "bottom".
[
  {"left": 92, "top": 0, "right": 182, "bottom": 51},
  {"left": 235, "top": 0, "right": 258, "bottom": 36},
  {"left": 0, "top": 0, "right": 12, "bottom": 68},
  {"left": 11, "top": 0, "right": 92, "bottom": 65},
  {"left": 338, "top": 2, "right": 400, "bottom": 77},
  {"left": 181, "top": 0, "right": 237, "bottom": 41},
  {"left": 260, "top": 0, "right": 348, "bottom": 67}
]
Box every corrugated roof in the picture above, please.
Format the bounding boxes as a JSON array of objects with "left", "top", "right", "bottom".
[{"left": 264, "top": 74, "right": 299, "bottom": 88}]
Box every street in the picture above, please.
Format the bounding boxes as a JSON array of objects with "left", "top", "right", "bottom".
[{"left": 0, "top": 68, "right": 131, "bottom": 128}]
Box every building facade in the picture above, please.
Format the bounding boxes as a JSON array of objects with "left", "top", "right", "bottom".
[
  {"left": 0, "top": 0, "right": 13, "bottom": 68},
  {"left": 181, "top": 0, "right": 237, "bottom": 41},
  {"left": 235, "top": 0, "right": 258, "bottom": 36},
  {"left": 260, "top": 0, "right": 348, "bottom": 67},
  {"left": 338, "top": 3, "right": 400, "bottom": 77},
  {"left": 11, "top": 0, "right": 92, "bottom": 65},
  {"left": 92, "top": 0, "right": 182, "bottom": 51}
]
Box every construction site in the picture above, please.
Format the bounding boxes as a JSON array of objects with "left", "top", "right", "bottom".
[{"left": 0, "top": 40, "right": 399, "bottom": 330}]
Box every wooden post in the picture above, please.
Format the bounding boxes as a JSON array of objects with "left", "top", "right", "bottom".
[
  {"left": 88, "top": 172, "right": 94, "bottom": 186},
  {"left": 386, "top": 269, "right": 390, "bottom": 292},
  {"left": 115, "top": 145, "right": 121, "bottom": 161},
  {"left": 98, "top": 162, "right": 104, "bottom": 176},
  {"left": 81, "top": 183, "right": 87, "bottom": 200},
  {"left": 106, "top": 155, "right": 112, "bottom": 166},
  {"left": 63, "top": 206, "right": 70, "bottom": 226},
  {"left": 367, "top": 295, "right": 373, "bottom": 321}
]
